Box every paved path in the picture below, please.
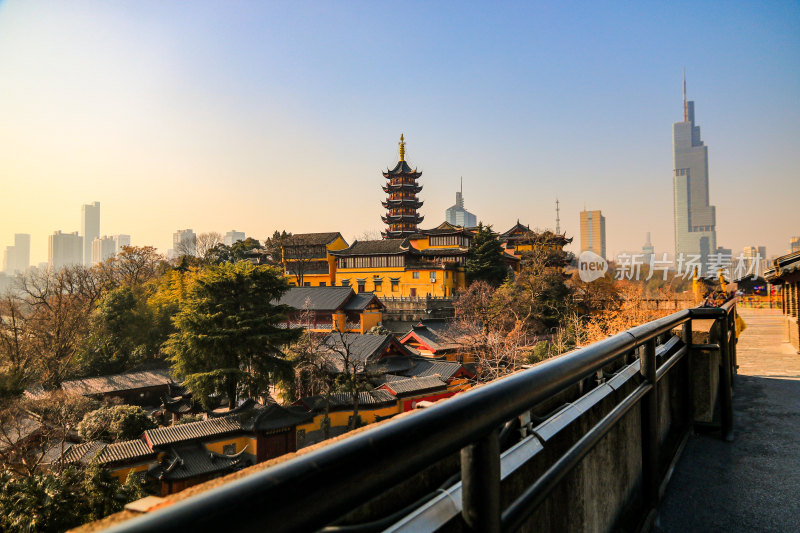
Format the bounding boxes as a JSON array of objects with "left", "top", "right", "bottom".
[{"left": 657, "top": 309, "right": 800, "bottom": 532}]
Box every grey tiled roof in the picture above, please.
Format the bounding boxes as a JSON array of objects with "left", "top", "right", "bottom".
[
  {"left": 403, "top": 360, "right": 464, "bottom": 380},
  {"left": 59, "top": 441, "right": 107, "bottom": 465},
  {"left": 296, "top": 389, "right": 397, "bottom": 411},
  {"left": 143, "top": 416, "right": 242, "bottom": 448},
  {"left": 285, "top": 232, "right": 343, "bottom": 246},
  {"left": 341, "top": 292, "right": 383, "bottom": 311},
  {"left": 380, "top": 376, "right": 447, "bottom": 396},
  {"left": 98, "top": 439, "right": 156, "bottom": 464},
  {"left": 321, "top": 333, "right": 403, "bottom": 365},
  {"left": 384, "top": 160, "right": 420, "bottom": 176},
  {"left": 243, "top": 405, "right": 314, "bottom": 432},
  {"left": 276, "top": 287, "right": 354, "bottom": 312},
  {"left": 61, "top": 369, "right": 172, "bottom": 396},
  {"left": 149, "top": 443, "right": 249, "bottom": 481},
  {"left": 332, "top": 239, "right": 412, "bottom": 256}
]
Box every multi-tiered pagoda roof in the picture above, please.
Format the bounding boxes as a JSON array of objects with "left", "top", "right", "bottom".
[{"left": 382, "top": 134, "right": 424, "bottom": 239}]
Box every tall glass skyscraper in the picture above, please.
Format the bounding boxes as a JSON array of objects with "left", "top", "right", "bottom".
[
  {"left": 673, "top": 76, "right": 716, "bottom": 272},
  {"left": 445, "top": 178, "right": 477, "bottom": 228}
]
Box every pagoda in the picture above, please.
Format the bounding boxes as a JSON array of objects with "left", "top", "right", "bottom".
[{"left": 381, "top": 134, "right": 424, "bottom": 239}]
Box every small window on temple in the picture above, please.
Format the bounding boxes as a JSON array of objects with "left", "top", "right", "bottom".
[
  {"left": 412, "top": 271, "right": 419, "bottom": 279},
  {"left": 391, "top": 280, "right": 399, "bottom": 291},
  {"left": 341, "top": 279, "right": 350, "bottom": 287},
  {"left": 303, "top": 282, "right": 310, "bottom": 287},
  {"left": 374, "top": 281, "right": 382, "bottom": 291},
  {"left": 319, "top": 282, "right": 326, "bottom": 286},
  {"left": 223, "top": 443, "right": 236, "bottom": 455},
  {"left": 430, "top": 272, "right": 437, "bottom": 281},
  {"left": 357, "top": 281, "right": 366, "bottom": 292}
]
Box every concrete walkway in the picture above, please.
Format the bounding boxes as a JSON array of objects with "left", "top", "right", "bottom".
[{"left": 657, "top": 309, "right": 800, "bottom": 532}]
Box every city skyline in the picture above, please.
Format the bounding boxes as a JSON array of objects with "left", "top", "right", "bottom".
[{"left": 1, "top": 2, "right": 798, "bottom": 264}]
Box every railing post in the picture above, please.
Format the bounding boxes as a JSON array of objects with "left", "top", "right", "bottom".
[
  {"left": 682, "top": 319, "right": 694, "bottom": 430},
  {"left": 640, "top": 338, "right": 659, "bottom": 508},
  {"left": 461, "top": 428, "right": 501, "bottom": 533},
  {"left": 719, "top": 311, "right": 734, "bottom": 441}
]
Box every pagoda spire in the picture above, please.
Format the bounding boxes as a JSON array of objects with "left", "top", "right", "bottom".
[{"left": 381, "top": 135, "right": 423, "bottom": 239}]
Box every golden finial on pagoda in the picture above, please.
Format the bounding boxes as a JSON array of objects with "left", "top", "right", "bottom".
[{"left": 398, "top": 133, "right": 405, "bottom": 161}]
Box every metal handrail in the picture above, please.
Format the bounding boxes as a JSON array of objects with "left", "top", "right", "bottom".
[{"left": 107, "top": 304, "right": 737, "bottom": 533}]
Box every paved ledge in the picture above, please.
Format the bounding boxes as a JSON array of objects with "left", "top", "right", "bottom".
[{"left": 657, "top": 309, "right": 800, "bottom": 532}]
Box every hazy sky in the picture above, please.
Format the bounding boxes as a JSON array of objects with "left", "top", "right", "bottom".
[{"left": 1, "top": 1, "right": 798, "bottom": 265}]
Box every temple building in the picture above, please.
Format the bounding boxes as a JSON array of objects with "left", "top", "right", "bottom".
[
  {"left": 281, "top": 232, "right": 348, "bottom": 287},
  {"left": 382, "top": 134, "right": 424, "bottom": 238},
  {"left": 332, "top": 222, "right": 474, "bottom": 298},
  {"left": 500, "top": 222, "right": 573, "bottom": 258}
]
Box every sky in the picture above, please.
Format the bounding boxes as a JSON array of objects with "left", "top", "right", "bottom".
[{"left": 0, "top": 1, "right": 798, "bottom": 265}]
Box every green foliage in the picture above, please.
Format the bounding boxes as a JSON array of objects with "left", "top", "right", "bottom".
[
  {"left": 77, "top": 405, "right": 156, "bottom": 442},
  {"left": 466, "top": 223, "right": 508, "bottom": 287},
  {"left": 79, "top": 286, "right": 166, "bottom": 375},
  {"left": 174, "top": 414, "right": 202, "bottom": 425},
  {"left": 0, "top": 465, "right": 146, "bottom": 532},
  {"left": 165, "top": 262, "right": 301, "bottom": 408},
  {"left": 205, "top": 238, "right": 262, "bottom": 265},
  {"left": 263, "top": 230, "right": 292, "bottom": 266}
]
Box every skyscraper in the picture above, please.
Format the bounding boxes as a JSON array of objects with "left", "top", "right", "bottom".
[
  {"left": 13, "top": 234, "right": 30, "bottom": 273},
  {"left": 113, "top": 234, "right": 131, "bottom": 253},
  {"left": 2, "top": 247, "right": 15, "bottom": 275},
  {"left": 673, "top": 75, "right": 716, "bottom": 272},
  {"left": 224, "top": 230, "right": 246, "bottom": 246},
  {"left": 92, "top": 236, "right": 117, "bottom": 265},
  {"left": 2, "top": 234, "right": 30, "bottom": 275},
  {"left": 172, "top": 229, "right": 197, "bottom": 257},
  {"left": 580, "top": 209, "right": 606, "bottom": 259},
  {"left": 445, "top": 178, "right": 477, "bottom": 228},
  {"left": 49, "top": 231, "right": 83, "bottom": 271},
  {"left": 81, "top": 201, "right": 100, "bottom": 265},
  {"left": 642, "top": 232, "right": 655, "bottom": 264}
]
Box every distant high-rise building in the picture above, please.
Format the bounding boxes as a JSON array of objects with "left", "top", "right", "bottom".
[
  {"left": 173, "top": 229, "right": 197, "bottom": 257},
  {"left": 92, "top": 236, "right": 116, "bottom": 265},
  {"left": 642, "top": 232, "right": 655, "bottom": 264},
  {"left": 2, "top": 247, "right": 16, "bottom": 275},
  {"left": 112, "top": 234, "right": 131, "bottom": 254},
  {"left": 49, "top": 231, "right": 83, "bottom": 271},
  {"left": 224, "top": 230, "right": 246, "bottom": 246},
  {"left": 791, "top": 237, "right": 800, "bottom": 254},
  {"left": 13, "top": 234, "right": 30, "bottom": 273},
  {"left": 580, "top": 209, "right": 606, "bottom": 259},
  {"left": 81, "top": 201, "right": 100, "bottom": 265},
  {"left": 742, "top": 246, "right": 767, "bottom": 276},
  {"left": 673, "top": 75, "right": 716, "bottom": 273},
  {"left": 445, "top": 178, "right": 477, "bottom": 228}
]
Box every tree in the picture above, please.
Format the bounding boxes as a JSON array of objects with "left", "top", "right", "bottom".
[
  {"left": 14, "top": 266, "right": 100, "bottom": 388},
  {"left": 195, "top": 232, "right": 223, "bottom": 260},
  {"left": 77, "top": 404, "right": 156, "bottom": 442},
  {"left": 322, "top": 332, "right": 374, "bottom": 430},
  {"left": 79, "top": 286, "right": 162, "bottom": 375},
  {"left": 263, "top": 230, "right": 292, "bottom": 267},
  {"left": 165, "top": 262, "right": 301, "bottom": 409},
  {"left": 205, "top": 237, "right": 263, "bottom": 265},
  {"left": 0, "top": 392, "right": 98, "bottom": 477},
  {"left": 466, "top": 223, "right": 508, "bottom": 287},
  {"left": 0, "top": 464, "right": 146, "bottom": 533},
  {"left": 97, "top": 246, "right": 164, "bottom": 290}
]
